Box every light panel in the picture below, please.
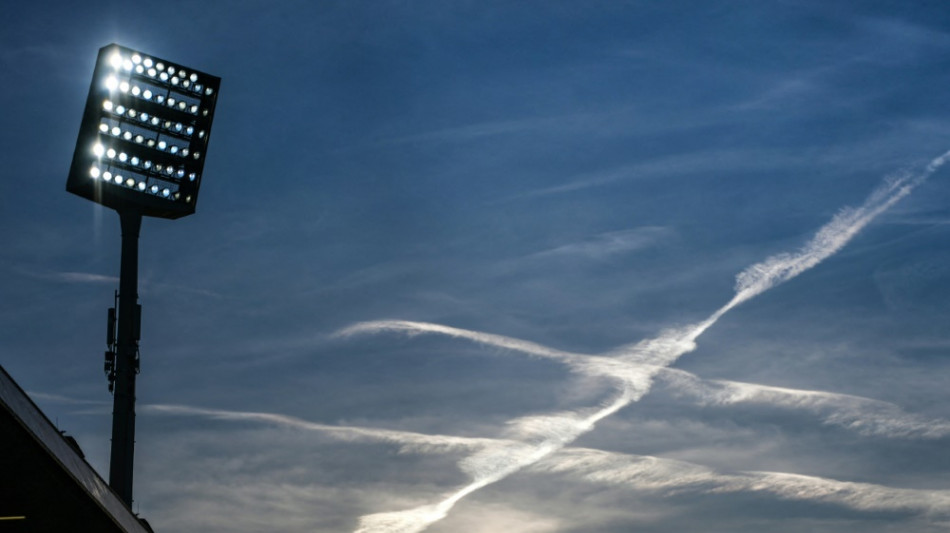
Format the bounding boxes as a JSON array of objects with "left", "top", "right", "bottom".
[{"left": 67, "top": 43, "right": 220, "bottom": 219}]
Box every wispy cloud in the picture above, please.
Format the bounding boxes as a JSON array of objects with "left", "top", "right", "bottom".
[
  {"left": 28, "top": 270, "right": 120, "bottom": 284},
  {"left": 13, "top": 267, "right": 223, "bottom": 299},
  {"left": 29, "top": 392, "right": 111, "bottom": 405},
  {"left": 368, "top": 104, "right": 712, "bottom": 150},
  {"left": 339, "top": 149, "right": 950, "bottom": 532},
  {"left": 858, "top": 16, "right": 950, "bottom": 62},
  {"left": 142, "top": 280, "right": 226, "bottom": 300},
  {"left": 532, "top": 447, "right": 950, "bottom": 517},
  {"left": 504, "top": 149, "right": 804, "bottom": 200},
  {"left": 731, "top": 74, "right": 820, "bottom": 111},
  {"left": 526, "top": 227, "right": 671, "bottom": 261}
]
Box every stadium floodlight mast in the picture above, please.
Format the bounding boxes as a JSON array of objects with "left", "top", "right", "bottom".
[{"left": 66, "top": 43, "right": 220, "bottom": 507}]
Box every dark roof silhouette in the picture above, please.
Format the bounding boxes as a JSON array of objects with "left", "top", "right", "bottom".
[{"left": 0, "top": 365, "right": 152, "bottom": 532}]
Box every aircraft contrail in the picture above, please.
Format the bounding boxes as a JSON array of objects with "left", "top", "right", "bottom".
[
  {"left": 337, "top": 150, "right": 950, "bottom": 533},
  {"left": 335, "top": 320, "right": 586, "bottom": 365},
  {"left": 143, "top": 403, "right": 499, "bottom": 455},
  {"left": 655, "top": 367, "right": 950, "bottom": 439},
  {"left": 531, "top": 447, "right": 950, "bottom": 517},
  {"left": 145, "top": 401, "right": 950, "bottom": 522}
]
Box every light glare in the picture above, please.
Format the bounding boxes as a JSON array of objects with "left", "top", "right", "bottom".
[{"left": 70, "top": 44, "right": 218, "bottom": 215}]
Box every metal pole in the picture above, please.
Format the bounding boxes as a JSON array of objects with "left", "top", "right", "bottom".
[{"left": 109, "top": 208, "right": 142, "bottom": 506}]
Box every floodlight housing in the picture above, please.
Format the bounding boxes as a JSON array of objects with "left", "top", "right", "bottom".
[{"left": 67, "top": 43, "right": 220, "bottom": 219}]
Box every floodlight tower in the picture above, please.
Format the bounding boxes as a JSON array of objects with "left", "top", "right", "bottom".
[{"left": 66, "top": 44, "right": 220, "bottom": 507}]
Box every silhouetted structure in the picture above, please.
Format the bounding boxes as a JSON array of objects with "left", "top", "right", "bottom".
[
  {"left": 65, "top": 43, "right": 220, "bottom": 507},
  {"left": 0, "top": 365, "right": 153, "bottom": 532}
]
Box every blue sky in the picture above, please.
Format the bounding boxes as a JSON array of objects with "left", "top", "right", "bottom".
[{"left": 4, "top": 1, "right": 950, "bottom": 531}]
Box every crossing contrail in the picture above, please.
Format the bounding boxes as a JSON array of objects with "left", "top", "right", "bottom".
[
  {"left": 335, "top": 322, "right": 950, "bottom": 440},
  {"left": 145, "top": 400, "right": 950, "bottom": 523},
  {"left": 340, "top": 150, "right": 950, "bottom": 532}
]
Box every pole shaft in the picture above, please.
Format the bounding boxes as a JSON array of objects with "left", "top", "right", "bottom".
[{"left": 109, "top": 209, "right": 142, "bottom": 506}]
